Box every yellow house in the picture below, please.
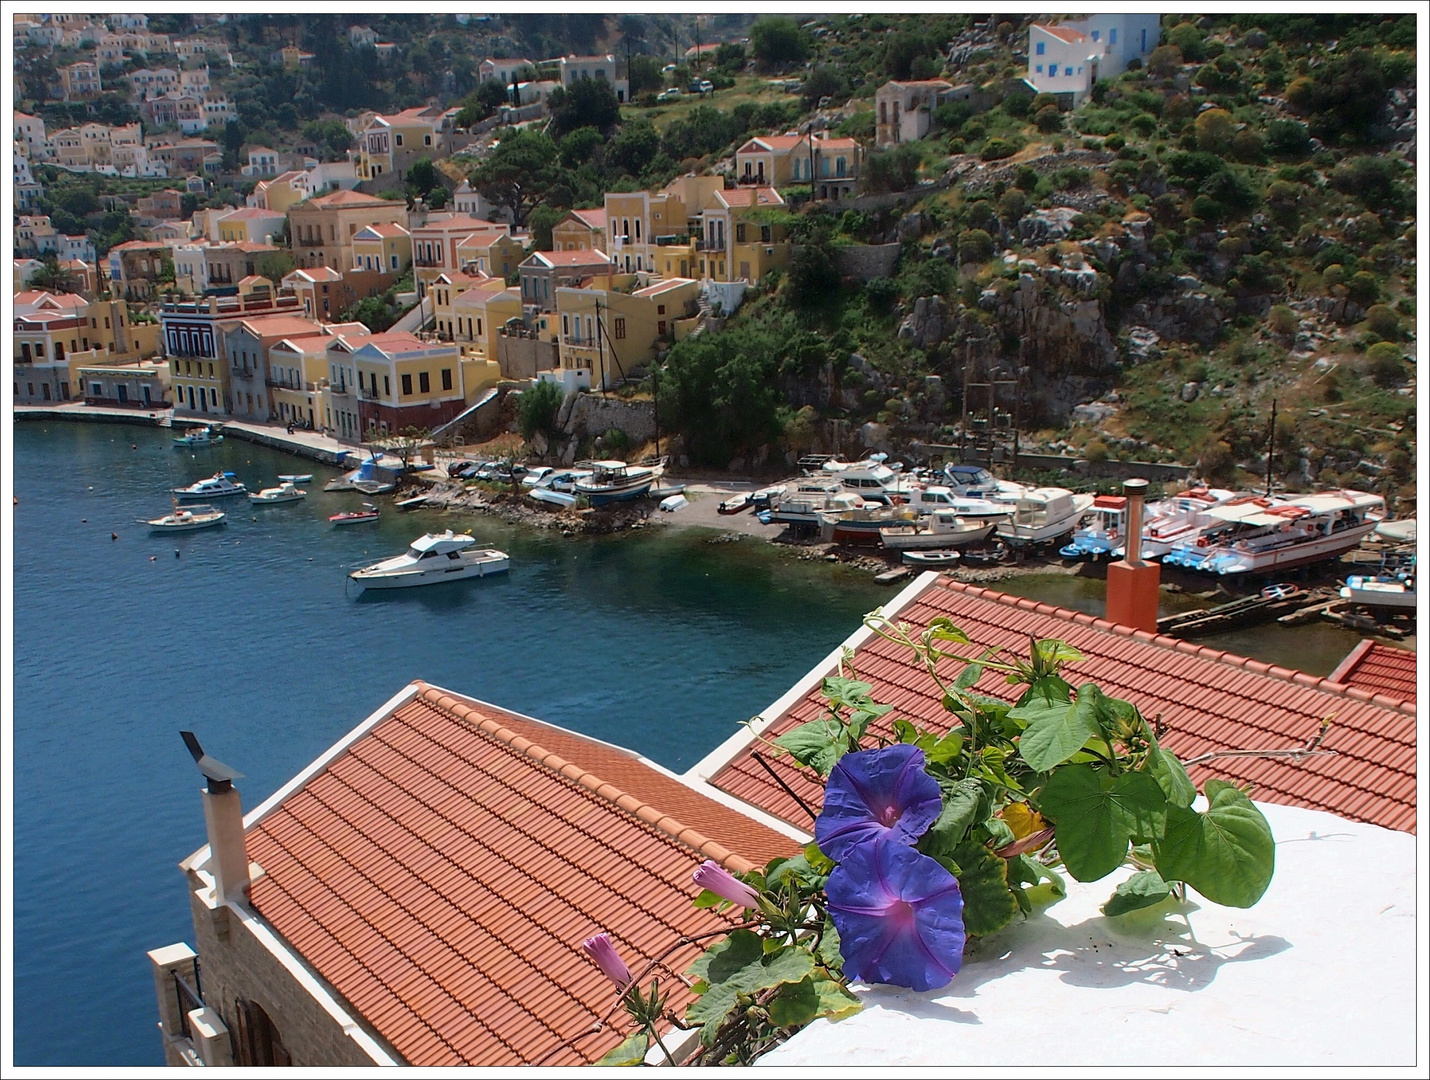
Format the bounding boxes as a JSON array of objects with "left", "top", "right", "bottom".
[
  {"left": 338, "top": 332, "right": 469, "bottom": 437},
  {"left": 265, "top": 331, "right": 338, "bottom": 428},
  {"left": 550, "top": 208, "right": 607, "bottom": 253},
  {"left": 453, "top": 230, "right": 524, "bottom": 281},
  {"left": 216, "top": 207, "right": 286, "bottom": 245},
  {"left": 733, "top": 134, "right": 812, "bottom": 187},
  {"left": 350, "top": 222, "right": 411, "bottom": 274},
  {"left": 251, "top": 171, "right": 309, "bottom": 215},
  {"left": 699, "top": 186, "right": 791, "bottom": 283},
  {"left": 554, "top": 277, "right": 700, "bottom": 390},
  {"left": 450, "top": 281, "right": 524, "bottom": 371},
  {"left": 288, "top": 189, "right": 408, "bottom": 272},
  {"left": 603, "top": 175, "right": 722, "bottom": 275},
  {"left": 410, "top": 215, "right": 518, "bottom": 298},
  {"left": 354, "top": 107, "right": 455, "bottom": 182}
]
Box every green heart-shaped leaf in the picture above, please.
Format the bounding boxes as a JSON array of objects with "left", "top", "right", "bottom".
[
  {"left": 1040, "top": 764, "right": 1167, "bottom": 881},
  {"left": 1153, "top": 780, "right": 1274, "bottom": 908}
]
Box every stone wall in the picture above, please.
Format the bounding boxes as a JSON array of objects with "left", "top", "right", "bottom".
[
  {"left": 184, "top": 879, "right": 394, "bottom": 1066},
  {"left": 833, "top": 243, "right": 901, "bottom": 282},
  {"left": 496, "top": 334, "right": 558, "bottom": 380},
  {"left": 559, "top": 392, "right": 657, "bottom": 443}
]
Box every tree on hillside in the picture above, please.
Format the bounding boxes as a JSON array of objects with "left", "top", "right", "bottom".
[
  {"left": 548, "top": 78, "right": 621, "bottom": 139},
  {"left": 658, "top": 325, "right": 785, "bottom": 466},
  {"left": 628, "top": 55, "right": 664, "bottom": 97},
  {"left": 30, "top": 254, "right": 77, "bottom": 294},
  {"left": 456, "top": 79, "right": 510, "bottom": 127},
  {"left": 750, "top": 16, "right": 809, "bottom": 70},
  {"left": 466, "top": 129, "right": 566, "bottom": 228}
]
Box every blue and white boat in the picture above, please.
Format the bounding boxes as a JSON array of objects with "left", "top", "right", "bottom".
[
  {"left": 173, "top": 471, "right": 246, "bottom": 500},
  {"left": 573, "top": 460, "right": 662, "bottom": 506},
  {"left": 1060, "top": 494, "right": 1127, "bottom": 560},
  {"left": 1163, "top": 491, "right": 1385, "bottom": 575},
  {"left": 172, "top": 425, "right": 222, "bottom": 447},
  {"left": 943, "top": 464, "right": 1028, "bottom": 503}
]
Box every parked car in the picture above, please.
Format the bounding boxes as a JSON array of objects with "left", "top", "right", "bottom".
[
  {"left": 521, "top": 466, "right": 556, "bottom": 489},
  {"left": 689, "top": 79, "right": 714, "bottom": 94},
  {"left": 657, "top": 88, "right": 682, "bottom": 102},
  {"left": 447, "top": 459, "right": 475, "bottom": 478}
]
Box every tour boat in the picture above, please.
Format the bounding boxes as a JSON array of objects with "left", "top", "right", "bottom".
[
  {"left": 1139, "top": 487, "right": 1242, "bottom": 559},
  {"left": 349, "top": 531, "right": 509, "bottom": 591},
  {"left": 573, "top": 460, "right": 663, "bottom": 506},
  {"left": 329, "top": 503, "right": 380, "bottom": 526},
  {"left": 1162, "top": 491, "right": 1386, "bottom": 575},
  {"left": 995, "top": 488, "right": 1096, "bottom": 547},
  {"left": 1340, "top": 573, "right": 1416, "bottom": 610},
  {"left": 249, "top": 481, "right": 307, "bottom": 505},
  {"left": 172, "top": 426, "right": 223, "bottom": 448},
  {"left": 143, "top": 504, "right": 226, "bottom": 531},
  {"left": 277, "top": 473, "right": 313, "bottom": 484},
  {"left": 173, "top": 472, "right": 246, "bottom": 500},
  {"left": 901, "top": 549, "right": 963, "bottom": 567},
  {"left": 880, "top": 509, "right": 997, "bottom": 550},
  {"left": 769, "top": 480, "right": 866, "bottom": 527},
  {"left": 1059, "top": 494, "right": 1128, "bottom": 560}
]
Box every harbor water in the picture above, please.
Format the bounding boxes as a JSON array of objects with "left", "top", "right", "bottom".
[{"left": 9, "top": 421, "right": 1384, "bottom": 1065}]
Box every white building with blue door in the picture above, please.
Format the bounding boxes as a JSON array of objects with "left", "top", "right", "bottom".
[{"left": 1027, "top": 15, "right": 1162, "bottom": 107}]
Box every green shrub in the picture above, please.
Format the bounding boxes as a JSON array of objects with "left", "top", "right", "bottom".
[
  {"left": 981, "top": 137, "right": 1017, "bottom": 161},
  {"left": 1365, "top": 341, "right": 1407, "bottom": 386},
  {"left": 1347, "top": 271, "right": 1380, "bottom": 305},
  {"left": 1364, "top": 304, "right": 1401, "bottom": 339},
  {"left": 1104, "top": 133, "right": 1126, "bottom": 151},
  {"left": 1033, "top": 105, "right": 1063, "bottom": 133},
  {"left": 517, "top": 379, "right": 564, "bottom": 440},
  {"left": 1268, "top": 305, "right": 1297, "bottom": 336},
  {"left": 956, "top": 228, "right": 995, "bottom": 263}
]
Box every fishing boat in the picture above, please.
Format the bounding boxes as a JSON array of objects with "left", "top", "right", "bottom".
[
  {"left": 249, "top": 481, "right": 307, "bottom": 505},
  {"left": 820, "top": 505, "right": 916, "bottom": 545},
  {"left": 573, "top": 460, "right": 663, "bottom": 506},
  {"left": 1060, "top": 494, "right": 1128, "bottom": 560},
  {"left": 173, "top": 472, "right": 246, "bottom": 500},
  {"left": 277, "top": 473, "right": 313, "bottom": 484},
  {"left": 880, "top": 510, "right": 997, "bottom": 550},
  {"left": 903, "top": 485, "right": 1012, "bottom": 524},
  {"left": 329, "top": 502, "right": 380, "bottom": 526},
  {"left": 769, "top": 479, "right": 866, "bottom": 527},
  {"left": 142, "top": 504, "right": 226, "bottom": 531},
  {"left": 750, "top": 485, "right": 786, "bottom": 510},
  {"left": 172, "top": 425, "right": 223, "bottom": 448},
  {"left": 1340, "top": 575, "right": 1416, "bottom": 610},
  {"left": 349, "top": 531, "right": 509, "bottom": 591},
  {"left": 1139, "top": 487, "right": 1242, "bottom": 559},
  {"left": 1162, "top": 491, "right": 1386, "bottom": 575},
  {"left": 901, "top": 549, "right": 963, "bottom": 567},
  {"left": 719, "top": 493, "right": 753, "bottom": 514},
  {"left": 995, "top": 488, "right": 1096, "bottom": 547}
]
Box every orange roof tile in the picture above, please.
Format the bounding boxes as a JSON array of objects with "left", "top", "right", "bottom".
[
  {"left": 244, "top": 684, "right": 795, "bottom": 1066},
  {"left": 1034, "top": 23, "right": 1089, "bottom": 44},
  {"left": 717, "top": 186, "right": 782, "bottom": 207},
  {"left": 569, "top": 208, "right": 606, "bottom": 229},
  {"left": 309, "top": 189, "right": 393, "bottom": 209},
  {"left": 533, "top": 249, "right": 612, "bottom": 268},
  {"left": 1328, "top": 640, "right": 1417, "bottom": 705},
  {"left": 707, "top": 577, "right": 1417, "bottom": 835}
]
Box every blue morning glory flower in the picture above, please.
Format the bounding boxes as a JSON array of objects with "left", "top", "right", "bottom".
[
  {"left": 815, "top": 745, "right": 943, "bottom": 861},
  {"left": 826, "top": 838, "right": 966, "bottom": 992}
]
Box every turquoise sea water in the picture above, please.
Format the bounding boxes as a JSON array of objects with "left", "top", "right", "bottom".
[{"left": 11, "top": 422, "right": 888, "bottom": 1066}]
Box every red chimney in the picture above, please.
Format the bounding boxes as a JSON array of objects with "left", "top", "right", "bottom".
[{"left": 1104, "top": 478, "right": 1160, "bottom": 633}]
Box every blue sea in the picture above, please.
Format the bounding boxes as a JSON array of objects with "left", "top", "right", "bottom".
[{"left": 10, "top": 422, "right": 888, "bottom": 1066}]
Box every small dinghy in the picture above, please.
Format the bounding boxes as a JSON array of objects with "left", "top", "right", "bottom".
[
  {"left": 330, "top": 502, "right": 380, "bottom": 526},
  {"left": 901, "top": 549, "right": 962, "bottom": 567},
  {"left": 718, "top": 492, "right": 752, "bottom": 514},
  {"left": 277, "top": 473, "right": 313, "bottom": 484},
  {"left": 143, "top": 504, "right": 226, "bottom": 532}
]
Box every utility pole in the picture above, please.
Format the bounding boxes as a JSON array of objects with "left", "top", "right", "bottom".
[
  {"left": 1265, "top": 397, "right": 1277, "bottom": 497},
  {"left": 595, "top": 297, "right": 606, "bottom": 395}
]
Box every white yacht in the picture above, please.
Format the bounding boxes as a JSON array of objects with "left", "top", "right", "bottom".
[
  {"left": 822, "top": 457, "right": 919, "bottom": 504},
  {"left": 879, "top": 510, "right": 997, "bottom": 550},
  {"left": 903, "top": 485, "right": 1012, "bottom": 523},
  {"left": 249, "top": 481, "right": 307, "bottom": 505},
  {"left": 943, "top": 464, "right": 1028, "bottom": 503},
  {"left": 995, "top": 488, "right": 1096, "bottom": 546},
  {"left": 348, "top": 531, "right": 510, "bottom": 591},
  {"left": 173, "top": 472, "right": 246, "bottom": 500},
  {"left": 769, "top": 480, "right": 866, "bottom": 526},
  {"left": 1139, "top": 487, "right": 1241, "bottom": 559}
]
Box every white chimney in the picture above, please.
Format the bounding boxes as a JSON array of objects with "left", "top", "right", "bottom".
[{"left": 181, "top": 732, "right": 250, "bottom": 903}]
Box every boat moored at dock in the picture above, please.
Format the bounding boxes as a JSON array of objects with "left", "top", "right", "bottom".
[
  {"left": 330, "top": 502, "right": 380, "bottom": 526},
  {"left": 349, "top": 531, "right": 509, "bottom": 591},
  {"left": 172, "top": 426, "right": 223, "bottom": 448},
  {"left": 1162, "top": 491, "right": 1386, "bottom": 575}
]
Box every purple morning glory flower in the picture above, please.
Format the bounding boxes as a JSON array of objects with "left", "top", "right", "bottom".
[
  {"left": 815, "top": 745, "right": 942, "bottom": 862},
  {"left": 826, "top": 838, "right": 966, "bottom": 992}
]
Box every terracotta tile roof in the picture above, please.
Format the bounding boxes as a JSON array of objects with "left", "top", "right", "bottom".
[
  {"left": 1328, "top": 640, "right": 1417, "bottom": 705},
  {"left": 359, "top": 222, "right": 410, "bottom": 238},
  {"left": 244, "top": 683, "right": 795, "bottom": 1066},
  {"left": 309, "top": 189, "right": 393, "bottom": 209},
  {"left": 705, "top": 576, "right": 1417, "bottom": 835},
  {"left": 532, "top": 249, "right": 612, "bottom": 268},
  {"left": 569, "top": 208, "right": 606, "bottom": 229},
  {"left": 1034, "top": 23, "right": 1089, "bottom": 44},
  {"left": 743, "top": 135, "right": 805, "bottom": 152},
  {"left": 716, "top": 186, "right": 783, "bottom": 208},
  {"left": 291, "top": 266, "right": 343, "bottom": 282}
]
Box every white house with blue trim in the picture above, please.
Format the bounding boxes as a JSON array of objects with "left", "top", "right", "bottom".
[{"left": 1027, "top": 16, "right": 1162, "bottom": 107}]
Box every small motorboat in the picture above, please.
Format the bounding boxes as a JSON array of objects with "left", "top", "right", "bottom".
[
  {"left": 1340, "top": 567, "right": 1415, "bottom": 610},
  {"left": 172, "top": 426, "right": 222, "bottom": 448},
  {"left": 880, "top": 510, "right": 997, "bottom": 550},
  {"left": 349, "top": 531, "right": 509, "bottom": 591},
  {"left": 330, "top": 503, "right": 380, "bottom": 526},
  {"left": 649, "top": 483, "right": 686, "bottom": 500},
  {"left": 277, "top": 473, "right": 313, "bottom": 484},
  {"left": 143, "top": 504, "right": 226, "bottom": 532},
  {"left": 173, "top": 472, "right": 246, "bottom": 500},
  {"left": 719, "top": 493, "right": 752, "bottom": 514},
  {"left": 394, "top": 493, "right": 431, "bottom": 511},
  {"left": 530, "top": 487, "right": 577, "bottom": 508},
  {"left": 902, "top": 549, "right": 962, "bottom": 567},
  {"left": 249, "top": 481, "right": 307, "bottom": 505},
  {"left": 660, "top": 494, "right": 689, "bottom": 513}
]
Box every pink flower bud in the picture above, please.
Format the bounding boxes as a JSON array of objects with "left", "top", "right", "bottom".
[
  {"left": 582, "top": 933, "right": 632, "bottom": 988},
  {"left": 692, "top": 859, "right": 760, "bottom": 908}
]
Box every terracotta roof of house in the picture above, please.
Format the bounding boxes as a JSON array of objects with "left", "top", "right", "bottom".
[
  {"left": 742, "top": 135, "right": 805, "bottom": 152},
  {"left": 703, "top": 576, "right": 1417, "bottom": 835},
  {"left": 716, "top": 186, "right": 783, "bottom": 208},
  {"left": 1034, "top": 23, "right": 1089, "bottom": 44},
  {"left": 633, "top": 277, "right": 697, "bottom": 297},
  {"left": 291, "top": 266, "right": 344, "bottom": 282},
  {"left": 532, "top": 249, "right": 612, "bottom": 268},
  {"left": 1328, "top": 640, "right": 1417, "bottom": 705},
  {"left": 243, "top": 683, "right": 796, "bottom": 1066},
  {"left": 220, "top": 207, "right": 283, "bottom": 220},
  {"left": 235, "top": 314, "right": 324, "bottom": 338},
  {"left": 815, "top": 136, "right": 860, "bottom": 151},
  {"left": 307, "top": 189, "right": 393, "bottom": 210},
  {"left": 357, "top": 222, "right": 410, "bottom": 238},
  {"left": 568, "top": 208, "right": 606, "bottom": 229},
  {"left": 413, "top": 214, "right": 493, "bottom": 235}
]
